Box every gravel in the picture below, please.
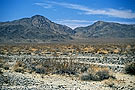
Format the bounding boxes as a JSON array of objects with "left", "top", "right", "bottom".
[
  {"left": 1, "top": 53, "right": 135, "bottom": 72},
  {"left": 0, "top": 53, "right": 135, "bottom": 90},
  {"left": 1, "top": 71, "right": 135, "bottom": 90}
]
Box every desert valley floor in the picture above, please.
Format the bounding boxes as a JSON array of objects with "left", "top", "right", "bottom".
[{"left": 0, "top": 43, "right": 135, "bottom": 90}]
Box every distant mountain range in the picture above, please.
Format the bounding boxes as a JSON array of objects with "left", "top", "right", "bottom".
[
  {"left": 74, "top": 21, "right": 135, "bottom": 38},
  {"left": 0, "top": 15, "right": 135, "bottom": 43}
]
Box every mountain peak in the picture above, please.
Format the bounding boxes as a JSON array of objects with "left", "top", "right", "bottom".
[
  {"left": 31, "top": 15, "right": 45, "bottom": 19},
  {"left": 0, "top": 15, "right": 73, "bottom": 43},
  {"left": 93, "top": 21, "right": 108, "bottom": 26},
  {"left": 75, "top": 20, "right": 135, "bottom": 38},
  {"left": 31, "top": 15, "right": 50, "bottom": 22},
  {"left": 31, "top": 15, "right": 51, "bottom": 27},
  {"left": 95, "top": 21, "right": 105, "bottom": 24}
]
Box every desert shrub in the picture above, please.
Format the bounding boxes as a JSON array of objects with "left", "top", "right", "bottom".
[
  {"left": 12, "top": 61, "right": 25, "bottom": 73},
  {"left": 80, "top": 66, "right": 88, "bottom": 73},
  {"left": 0, "top": 74, "right": 10, "bottom": 85},
  {"left": 0, "top": 59, "right": 5, "bottom": 63},
  {"left": 35, "top": 68, "right": 46, "bottom": 74},
  {"left": 104, "top": 78, "right": 115, "bottom": 88},
  {"left": 14, "top": 61, "right": 24, "bottom": 67},
  {"left": 54, "top": 69, "right": 76, "bottom": 75},
  {"left": 35, "top": 65, "right": 46, "bottom": 74},
  {"left": 3, "top": 65, "right": 9, "bottom": 70},
  {"left": 81, "top": 65, "right": 112, "bottom": 81},
  {"left": 51, "top": 60, "right": 78, "bottom": 75},
  {"left": 0, "top": 69, "right": 3, "bottom": 74},
  {"left": 0, "top": 60, "right": 10, "bottom": 70},
  {"left": 95, "top": 70, "right": 110, "bottom": 80},
  {"left": 14, "top": 67, "right": 24, "bottom": 73},
  {"left": 0, "top": 63, "right": 3, "bottom": 68},
  {"left": 3, "top": 63, "right": 10, "bottom": 70},
  {"left": 80, "top": 73, "right": 91, "bottom": 81},
  {"left": 0, "top": 59, "right": 5, "bottom": 68},
  {"left": 125, "top": 62, "right": 135, "bottom": 75}
]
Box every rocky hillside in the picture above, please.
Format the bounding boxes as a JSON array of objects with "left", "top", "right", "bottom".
[
  {"left": 0, "top": 15, "right": 75, "bottom": 43},
  {"left": 74, "top": 21, "right": 135, "bottom": 38},
  {"left": 0, "top": 15, "right": 135, "bottom": 43}
]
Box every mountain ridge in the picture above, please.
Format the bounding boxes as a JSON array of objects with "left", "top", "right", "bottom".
[
  {"left": 0, "top": 15, "right": 135, "bottom": 43},
  {"left": 74, "top": 20, "right": 135, "bottom": 38},
  {"left": 0, "top": 15, "right": 74, "bottom": 43}
]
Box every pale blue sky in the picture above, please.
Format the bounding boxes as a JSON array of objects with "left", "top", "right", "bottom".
[{"left": 0, "top": 0, "right": 135, "bottom": 28}]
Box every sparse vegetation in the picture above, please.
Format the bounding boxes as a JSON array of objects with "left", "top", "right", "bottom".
[
  {"left": 3, "top": 65, "right": 9, "bottom": 70},
  {"left": 35, "top": 65, "right": 46, "bottom": 74},
  {"left": 125, "top": 62, "right": 135, "bottom": 75},
  {"left": 0, "top": 59, "right": 5, "bottom": 68},
  {"left": 12, "top": 61, "right": 25, "bottom": 73},
  {"left": 0, "top": 44, "right": 135, "bottom": 77},
  {"left": 0, "top": 69, "right": 3, "bottom": 74},
  {"left": 81, "top": 65, "right": 112, "bottom": 81},
  {"left": 0, "top": 43, "right": 135, "bottom": 90},
  {"left": 80, "top": 72, "right": 91, "bottom": 81},
  {"left": 104, "top": 78, "right": 115, "bottom": 88}
]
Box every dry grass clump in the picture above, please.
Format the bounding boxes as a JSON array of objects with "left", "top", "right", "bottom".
[
  {"left": 0, "top": 59, "right": 5, "bottom": 63},
  {"left": 53, "top": 63, "right": 73, "bottom": 75},
  {"left": 52, "top": 60, "right": 82, "bottom": 75},
  {"left": 0, "top": 59, "right": 5, "bottom": 68},
  {"left": 14, "top": 61, "right": 25, "bottom": 67},
  {"left": 3, "top": 65, "right": 9, "bottom": 70},
  {"left": 125, "top": 62, "right": 135, "bottom": 75},
  {"left": 81, "top": 65, "right": 113, "bottom": 81},
  {"left": 32, "top": 58, "right": 78, "bottom": 75},
  {"left": 12, "top": 61, "right": 25, "bottom": 73},
  {"left": 10, "top": 58, "right": 78, "bottom": 75},
  {"left": 103, "top": 78, "right": 115, "bottom": 88},
  {"left": 14, "top": 67, "right": 25, "bottom": 73},
  {"left": 0, "top": 59, "right": 10, "bottom": 70},
  {"left": 54, "top": 68, "right": 76, "bottom": 75}
]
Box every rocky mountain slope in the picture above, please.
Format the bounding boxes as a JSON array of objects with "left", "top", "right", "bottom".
[
  {"left": 0, "top": 15, "right": 135, "bottom": 43},
  {"left": 74, "top": 21, "right": 135, "bottom": 38},
  {"left": 0, "top": 15, "right": 74, "bottom": 43}
]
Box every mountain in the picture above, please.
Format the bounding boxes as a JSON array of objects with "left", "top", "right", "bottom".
[
  {"left": 74, "top": 21, "right": 135, "bottom": 38},
  {"left": 0, "top": 15, "right": 135, "bottom": 43},
  {"left": 0, "top": 15, "right": 75, "bottom": 43}
]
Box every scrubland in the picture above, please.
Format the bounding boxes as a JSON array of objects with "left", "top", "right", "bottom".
[{"left": 0, "top": 43, "right": 135, "bottom": 90}]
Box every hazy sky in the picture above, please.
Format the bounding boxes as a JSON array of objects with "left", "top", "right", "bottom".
[{"left": 0, "top": 0, "right": 135, "bottom": 28}]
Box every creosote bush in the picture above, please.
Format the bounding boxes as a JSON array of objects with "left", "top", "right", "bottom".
[
  {"left": 35, "top": 65, "right": 46, "bottom": 74},
  {"left": 3, "top": 65, "right": 9, "bottom": 70},
  {"left": 54, "top": 69, "right": 76, "bottom": 75},
  {"left": 0, "top": 59, "right": 10, "bottom": 70},
  {"left": 0, "top": 69, "right": 3, "bottom": 74},
  {"left": 0, "top": 59, "right": 5, "bottom": 68},
  {"left": 12, "top": 61, "right": 25, "bottom": 73},
  {"left": 81, "top": 72, "right": 91, "bottom": 81},
  {"left": 125, "top": 62, "right": 135, "bottom": 75},
  {"left": 14, "top": 67, "right": 25, "bottom": 73},
  {"left": 81, "top": 65, "right": 112, "bottom": 81}
]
